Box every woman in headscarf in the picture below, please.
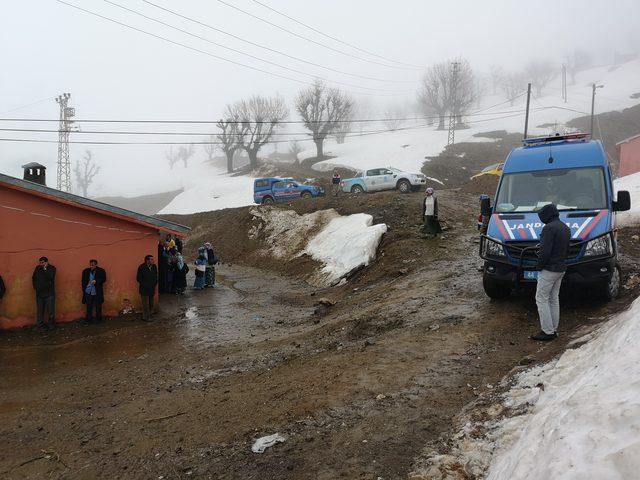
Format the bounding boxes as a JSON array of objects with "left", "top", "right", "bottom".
[
  {"left": 172, "top": 247, "right": 188, "bottom": 294},
  {"left": 194, "top": 247, "right": 207, "bottom": 290},
  {"left": 421, "top": 187, "right": 443, "bottom": 237}
]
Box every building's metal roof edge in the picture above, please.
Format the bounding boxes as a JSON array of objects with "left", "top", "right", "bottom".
[
  {"left": 0, "top": 173, "right": 190, "bottom": 234},
  {"left": 615, "top": 132, "right": 640, "bottom": 146}
]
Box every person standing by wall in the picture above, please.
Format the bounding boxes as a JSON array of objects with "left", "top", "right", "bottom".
[
  {"left": 204, "top": 242, "right": 218, "bottom": 287},
  {"left": 82, "top": 259, "right": 107, "bottom": 325},
  {"left": 421, "top": 188, "right": 443, "bottom": 237},
  {"left": 173, "top": 248, "right": 188, "bottom": 295},
  {"left": 136, "top": 255, "right": 158, "bottom": 322},
  {"left": 531, "top": 203, "right": 570, "bottom": 341},
  {"left": 32, "top": 256, "right": 56, "bottom": 331},
  {"left": 194, "top": 247, "right": 207, "bottom": 290}
]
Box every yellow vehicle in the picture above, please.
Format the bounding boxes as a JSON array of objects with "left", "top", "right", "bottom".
[{"left": 471, "top": 162, "right": 504, "bottom": 179}]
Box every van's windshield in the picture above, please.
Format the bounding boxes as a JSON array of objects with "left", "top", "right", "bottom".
[{"left": 495, "top": 167, "right": 607, "bottom": 213}]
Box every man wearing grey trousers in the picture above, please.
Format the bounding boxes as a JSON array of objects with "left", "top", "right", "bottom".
[{"left": 531, "top": 203, "right": 570, "bottom": 341}]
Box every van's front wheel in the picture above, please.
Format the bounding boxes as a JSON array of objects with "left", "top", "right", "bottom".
[
  {"left": 599, "top": 264, "right": 621, "bottom": 301},
  {"left": 483, "top": 274, "right": 511, "bottom": 299}
]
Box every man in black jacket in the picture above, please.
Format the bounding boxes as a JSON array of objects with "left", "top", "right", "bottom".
[
  {"left": 136, "top": 255, "right": 158, "bottom": 322},
  {"left": 82, "top": 259, "right": 107, "bottom": 324},
  {"left": 532, "top": 204, "right": 570, "bottom": 341},
  {"left": 32, "top": 256, "right": 57, "bottom": 331}
]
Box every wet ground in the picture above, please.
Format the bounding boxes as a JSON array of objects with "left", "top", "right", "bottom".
[{"left": 2, "top": 191, "right": 639, "bottom": 479}]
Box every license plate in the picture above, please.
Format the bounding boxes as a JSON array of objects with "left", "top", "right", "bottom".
[{"left": 524, "top": 271, "right": 539, "bottom": 280}]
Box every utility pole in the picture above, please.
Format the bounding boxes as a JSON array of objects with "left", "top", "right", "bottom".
[
  {"left": 447, "top": 61, "right": 460, "bottom": 147},
  {"left": 590, "top": 83, "right": 604, "bottom": 137},
  {"left": 55, "top": 93, "right": 75, "bottom": 192},
  {"left": 561, "top": 64, "right": 567, "bottom": 103},
  {"left": 523, "top": 83, "right": 532, "bottom": 140}
]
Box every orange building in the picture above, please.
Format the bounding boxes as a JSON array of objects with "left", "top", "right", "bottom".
[
  {"left": 617, "top": 133, "right": 640, "bottom": 177},
  {"left": 0, "top": 164, "right": 189, "bottom": 329}
]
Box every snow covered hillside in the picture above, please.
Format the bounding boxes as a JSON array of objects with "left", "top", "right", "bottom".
[
  {"left": 160, "top": 60, "right": 640, "bottom": 215},
  {"left": 250, "top": 207, "right": 387, "bottom": 286},
  {"left": 306, "top": 60, "right": 640, "bottom": 174}
]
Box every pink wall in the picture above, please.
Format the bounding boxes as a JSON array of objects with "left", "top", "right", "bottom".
[
  {"left": 0, "top": 185, "right": 162, "bottom": 329},
  {"left": 618, "top": 137, "right": 640, "bottom": 177}
]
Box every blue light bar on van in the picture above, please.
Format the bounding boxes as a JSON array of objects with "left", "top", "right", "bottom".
[{"left": 523, "top": 132, "right": 589, "bottom": 147}]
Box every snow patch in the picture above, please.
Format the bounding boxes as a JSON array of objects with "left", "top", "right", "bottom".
[
  {"left": 413, "top": 295, "right": 640, "bottom": 479},
  {"left": 249, "top": 208, "right": 386, "bottom": 286},
  {"left": 614, "top": 172, "right": 640, "bottom": 227},
  {"left": 304, "top": 214, "right": 388, "bottom": 285},
  {"left": 251, "top": 433, "right": 286, "bottom": 453}
]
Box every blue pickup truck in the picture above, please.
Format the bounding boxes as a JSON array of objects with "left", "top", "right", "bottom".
[
  {"left": 253, "top": 177, "right": 324, "bottom": 204},
  {"left": 479, "top": 133, "right": 631, "bottom": 301}
]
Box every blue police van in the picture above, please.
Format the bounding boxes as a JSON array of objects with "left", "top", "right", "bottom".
[
  {"left": 479, "top": 133, "right": 631, "bottom": 300},
  {"left": 253, "top": 177, "right": 324, "bottom": 204}
]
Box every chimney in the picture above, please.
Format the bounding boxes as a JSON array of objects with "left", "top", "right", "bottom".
[{"left": 21, "top": 162, "right": 47, "bottom": 186}]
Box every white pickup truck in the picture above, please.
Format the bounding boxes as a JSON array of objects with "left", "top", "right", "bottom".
[{"left": 340, "top": 167, "right": 428, "bottom": 194}]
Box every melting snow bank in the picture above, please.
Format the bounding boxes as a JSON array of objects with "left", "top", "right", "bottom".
[
  {"left": 250, "top": 208, "right": 387, "bottom": 286},
  {"left": 412, "top": 297, "right": 640, "bottom": 480}
]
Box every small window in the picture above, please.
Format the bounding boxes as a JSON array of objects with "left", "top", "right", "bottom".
[
  {"left": 366, "top": 169, "right": 380, "bottom": 176},
  {"left": 255, "top": 179, "right": 269, "bottom": 188},
  {"left": 272, "top": 181, "right": 285, "bottom": 189}
]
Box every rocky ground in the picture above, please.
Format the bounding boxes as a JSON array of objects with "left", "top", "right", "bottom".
[{"left": 1, "top": 189, "right": 639, "bottom": 479}]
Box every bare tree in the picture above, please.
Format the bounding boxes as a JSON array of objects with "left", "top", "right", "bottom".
[
  {"left": 74, "top": 150, "right": 100, "bottom": 197},
  {"left": 489, "top": 65, "right": 504, "bottom": 94},
  {"left": 564, "top": 49, "right": 592, "bottom": 84},
  {"left": 216, "top": 109, "right": 245, "bottom": 173},
  {"left": 501, "top": 73, "right": 525, "bottom": 105},
  {"left": 450, "top": 59, "right": 477, "bottom": 124},
  {"left": 234, "top": 95, "right": 288, "bottom": 169},
  {"left": 418, "top": 62, "right": 450, "bottom": 130},
  {"left": 333, "top": 120, "right": 351, "bottom": 144},
  {"left": 383, "top": 109, "right": 404, "bottom": 131},
  {"left": 203, "top": 135, "right": 217, "bottom": 164},
  {"left": 295, "top": 80, "right": 354, "bottom": 158},
  {"left": 525, "top": 60, "right": 556, "bottom": 96},
  {"left": 289, "top": 140, "right": 303, "bottom": 164},
  {"left": 166, "top": 145, "right": 195, "bottom": 169},
  {"left": 418, "top": 59, "right": 477, "bottom": 128}
]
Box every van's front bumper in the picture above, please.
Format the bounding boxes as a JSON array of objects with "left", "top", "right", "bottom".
[{"left": 483, "top": 256, "right": 616, "bottom": 285}]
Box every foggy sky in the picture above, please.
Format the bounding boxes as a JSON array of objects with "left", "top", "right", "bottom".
[{"left": 1, "top": 0, "right": 638, "bottom": 196}]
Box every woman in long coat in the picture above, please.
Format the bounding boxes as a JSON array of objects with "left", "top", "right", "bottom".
[{"left": 421, "top": 187, "right": 443, "bottom": 236}]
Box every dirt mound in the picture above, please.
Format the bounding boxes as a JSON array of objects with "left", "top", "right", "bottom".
[{"left": 459, "top": 174, "right": 500, "bottom": 196}]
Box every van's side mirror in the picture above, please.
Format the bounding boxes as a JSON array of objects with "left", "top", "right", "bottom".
[
  {"left": 480, "top": 196, "right": 492, "bottom": 216},
  {"left": 613, "top": 191, "right": 631, "bottom": 212}
]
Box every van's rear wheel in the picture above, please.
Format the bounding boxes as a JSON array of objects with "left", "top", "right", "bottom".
[
  {"left": 262, "top": 196, "right": 274, "bottom": 205},
  {"left": 599, "top": 264, "right": 621, "bottom": 301},
  {"left": 397, "top": 179, "right": 412, "bottom": 194},
  {"left": 483, "top": 274, "right": 511, "bottom": 299}
]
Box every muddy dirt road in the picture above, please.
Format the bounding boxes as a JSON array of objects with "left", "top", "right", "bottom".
[{"left": 1, "top": 190, "right": 638, "bottom": 479}]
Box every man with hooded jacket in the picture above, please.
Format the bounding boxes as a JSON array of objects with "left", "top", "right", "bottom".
[{"left": 531, "top": 203, "right": 570, "bottom": 341}]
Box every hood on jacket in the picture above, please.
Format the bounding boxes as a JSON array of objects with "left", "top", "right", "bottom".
[{"left": 538, "top": 203, "right": 560, "bottom": 224}]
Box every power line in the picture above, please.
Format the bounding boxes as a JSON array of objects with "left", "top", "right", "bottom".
[
  {"left": 55, "top": 0, "right": 406, "bottom": 97},
  {"left": 0, "top": 109, "right": 547, "bottom": 146},
  {"left": 250, "top": 0, "right": 423, "bottom": 69},
  {"left": 141, "top": 0, "right": 415, "bottom": 84},
  {"left": 101, "top": 0, "right": 412, "bottom": 93},
  {"left": 0, "top": 96, "right": 55, "bottom": 115},
  {"left": 0, "top": 107, "right": 538, "bottom": 125},
  {"left": 215, "top": 0, "right": 419, "bottom": 71}
]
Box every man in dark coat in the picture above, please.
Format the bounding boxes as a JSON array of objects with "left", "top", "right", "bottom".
[
  {"left": 32, "top": 256, "right": 56, "bottom": 331},
  {"left": 136, "top": 255, "right": 158, "bottom": 322},
  {"left": 421, "top": 187, "right": 442, "bottom": 236},
  {"left": 531, "top": 203, "right": 570, "bottom": 341},
  {"left": 82, "top": 259, "right": 107, "bottom": 324}
]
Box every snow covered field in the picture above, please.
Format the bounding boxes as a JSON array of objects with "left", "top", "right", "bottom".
[
  {"left": 159, "top": 60, "right": 640, "bottom": 215},
  {"left": 249, "top": 207, "right": 386, "bottom": 286},
  {"left": 614, "top": 171, "right": 640, "bottom": 227}
]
